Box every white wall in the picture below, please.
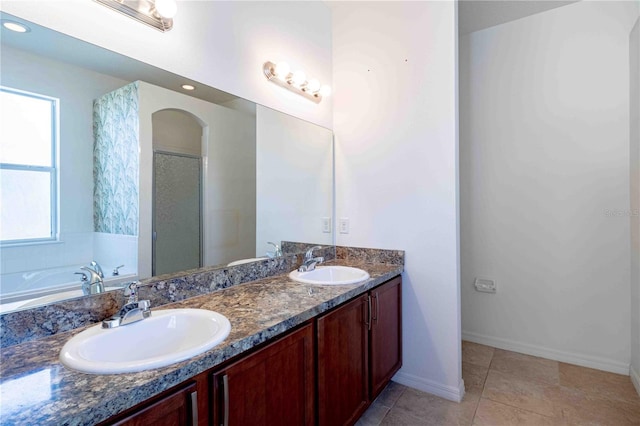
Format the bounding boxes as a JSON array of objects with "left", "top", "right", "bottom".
[
  {"left": 255, "top": 105, "right": 333, "bottom": 255},
  {"left": 138, "top": 82, "right": 256, "bottom": 278},
  {"left": 332, "top": 2, "right": 462, "bottom": 401},
  {"left": 0, "top": 45, "right": 128, "bottom": 274},
  {"left": 153, "top": 109, "right": 203, "bottom": 156},
  {"left": 0, "top": 1, "right": 332, "bottom": 129},
  {"left": 460, "top": 1, "right": 638, "bottom": 374},
  {"left": 630, "top": 16, "right": 640, "bottom": 392}
]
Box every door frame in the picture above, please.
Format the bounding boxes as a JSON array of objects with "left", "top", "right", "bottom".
[{"left": 152, "top": 150, "right": 204, "bottom": 276}]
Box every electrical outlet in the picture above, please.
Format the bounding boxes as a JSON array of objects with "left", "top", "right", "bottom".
[
  {"left": 474, "top": 278, "right": 496, "bottom": 294},
  {"left": 339, "top": 218, "right": 350, "bottom": 234},
  {"left": 322, "top": 217, "right": 331, "bottom": 233}
]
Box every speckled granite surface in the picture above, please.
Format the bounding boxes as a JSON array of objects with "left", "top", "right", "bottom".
[
  {"left": 0, "top": 258, "right": 402, "bottom": 425},
  {"left": 336, "top": 245, "right": 404, "bottom": 265},
  {"left": 281, "top": 241, "right": 329, "bottom": 254},
  {"left": 0, "top": 246, "right": 336, "bottom": 348}
]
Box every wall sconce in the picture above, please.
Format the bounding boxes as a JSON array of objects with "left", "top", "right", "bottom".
[
  {"left": 263, "top": 61, "right": 331, "bottom": 104},
  {"left": 95, "top": 0, "right": 177, "bottom": 32}
]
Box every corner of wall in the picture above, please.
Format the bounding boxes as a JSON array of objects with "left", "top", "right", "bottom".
[
  {"left": 631, "top": 364, "right": 640, "bottom": 396},
  {"left": 393, "top": 370, "right": 464, "bottom": 403}
]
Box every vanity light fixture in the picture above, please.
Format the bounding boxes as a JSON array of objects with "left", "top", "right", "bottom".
[
  {"left": 94, "top": 0, "right": 177, "bottom": 32},
  {"left": 1, "top": 20, "right": 30, "bottom": 33},
  {"left": 263, "top": 61, "right": 331, "bottom": 104},
  {"left": 181, "top": 84, "right": 195, "bottom": 91}
]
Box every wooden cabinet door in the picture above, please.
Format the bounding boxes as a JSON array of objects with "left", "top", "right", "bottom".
[
  {"left": 109, "top": 382, "right": 198, "bottom": 426},
  {"left": 317, "top": 295, "right": 370, "bottom": 426},
  {"left": 211, "top": 323, "right": 314, "bottom": 426},
  {"left": 370, "top": 277, "right": 402, "bottom": 399}
]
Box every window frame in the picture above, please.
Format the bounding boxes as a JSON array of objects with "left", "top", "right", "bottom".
[{"left": 0, "top": 86, "right": 59, "bottom": 245}]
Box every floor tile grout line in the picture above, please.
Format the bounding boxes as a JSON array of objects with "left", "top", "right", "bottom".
[
  {"left": 469, "top": 346, "right": 494, "bottom": 425},
  {"left": 480, "top": 395, "right": 558, "bottom": 421},
  {"left": 375, "top": 383, "right": 407, "bottom": 425},
  {"left": 475, "top": 346, "right": 561, "bottom": 422}
]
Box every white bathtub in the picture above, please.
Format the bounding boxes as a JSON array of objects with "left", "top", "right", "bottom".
[{"left": 0, "top": 264, "right": 138, "bottom": 313}]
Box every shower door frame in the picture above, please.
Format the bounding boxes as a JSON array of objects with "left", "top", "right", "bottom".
[{"left": 151, "top": 150, "right": 204, "bottom": 276}]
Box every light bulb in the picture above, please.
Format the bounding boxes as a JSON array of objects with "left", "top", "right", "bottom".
[
  {"left": 274, "top": 62, "right": 291, "bottom": 79},
  {"left": 154, "top": 0, "right": 177, "bottom": 19},
  {"left": 319, "top": 85, "right": 332, "bottom": 97},
  {"left": 291, "top": 70, "right": 306, "bottom": 86},
  {"left": 306, "top": 79, "right": 321, "bottom": 93},
  {"left": 181, "top": 84, "right": 195, "bottom": 91},
  {"left": 2, "top": 21, "right": 30, "bottom": 33}
]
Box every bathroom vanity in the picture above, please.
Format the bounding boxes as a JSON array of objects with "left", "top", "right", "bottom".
[
  {"left": 104, "top": 275, "right": 401, "bottom": 426},
  {"left": 0, "top": 253, "right": 403, "bottom": 426}
]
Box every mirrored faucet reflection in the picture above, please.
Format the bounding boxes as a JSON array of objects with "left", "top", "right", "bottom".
[
  {"left": 266, "top": 241, "right": 283, "bottom": 258},
  {"left": 90, "top": 260, "right": 104, "bottom": 278},
  {"left": 78, "top": 261, "right": 105, "bottom": 295}
]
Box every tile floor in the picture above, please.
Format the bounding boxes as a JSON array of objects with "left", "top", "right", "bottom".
[{"left": 356, "top": 341, "right": 640, "bottom": 425}]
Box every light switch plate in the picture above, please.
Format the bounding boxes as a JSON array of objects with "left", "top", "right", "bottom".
[
  {"left": 339, "top": 218, "right": 350, "bottom": 234},
  {"left": 322, "top": 217, "right": 331, "bottom": 233}
]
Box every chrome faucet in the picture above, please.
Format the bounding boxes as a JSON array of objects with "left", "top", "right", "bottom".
[
  {"left": 79, "top": 266, "right": 105, "bottom": 295},
  {"left": 102, "top": 282, "right": 151, "bottom": 328},
  {"left": 90, "top": 261, "right": 105, "bottom": 278},
  {"left": 298, "top": 246, "right": 324, "bottom": 272},
  {"left": 267, "top": 242, "right": 283, "bottom": 258}
]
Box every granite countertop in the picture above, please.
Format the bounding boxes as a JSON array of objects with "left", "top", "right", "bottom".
[{"left": 0, "top": 260, "right": 403, "bottom": 425}]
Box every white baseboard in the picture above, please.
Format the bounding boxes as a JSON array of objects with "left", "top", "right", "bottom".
[
  {"left": 462, "top": 330, "right": 630, "bottom": 375},
  {"left": 393, "top": 370, "right": 464, "bottom": 402},
  {"left": 631, "top": 364, "right": 640, "bottom": 396}
]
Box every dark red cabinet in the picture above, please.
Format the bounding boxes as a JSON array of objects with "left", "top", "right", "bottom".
[
  {"left": 317, "top": 294, "right": 370, "bottom": 426},
  {"left": 211, "top": 322, "right": 315, "bottom": 426},
  {"left": 370, "top": 276, "right": 402, "bottom": 399},
  {"left": 317, "top": 277, "right": 402, "bottom": 426},
  {"left": 106, "top": 382, "right": 199, "bottom": 426}
]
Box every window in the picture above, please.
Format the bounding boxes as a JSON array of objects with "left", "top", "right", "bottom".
[{"left": 0, "top": 87, "right": 58, "bottom": 243}]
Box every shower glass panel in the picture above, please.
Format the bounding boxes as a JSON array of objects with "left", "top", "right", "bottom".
[{"left": 153, "top": 152, "right": 202, "bottom": 276}]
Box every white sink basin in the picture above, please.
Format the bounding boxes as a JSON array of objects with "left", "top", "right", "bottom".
[
  {"left": 60, "top": 309, "right": 231, "bottom": 374},
  {"left": 289, "top": 266, "right": 370, "bottom": 285},
  {"left": 227, "top": 257, "right": 266, "bottom": 267}
]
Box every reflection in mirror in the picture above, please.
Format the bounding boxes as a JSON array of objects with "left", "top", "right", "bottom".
[{"left": 0, "top": 13, "right": 333, "bottom": 313}]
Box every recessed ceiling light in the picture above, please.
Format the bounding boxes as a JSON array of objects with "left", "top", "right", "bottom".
[
  {"left": 181, "top": 84, "right": 195, "bottom": 91},
  {"left": 2, "top": 20, "right": 30, "bottom": 33}
]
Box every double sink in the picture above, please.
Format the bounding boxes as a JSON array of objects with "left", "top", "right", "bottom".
[{"left": 59, "top": 266, "right": 369, "bottom": 375}]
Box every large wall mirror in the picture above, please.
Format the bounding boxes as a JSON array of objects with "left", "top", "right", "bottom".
[{"left": 0, "top": 12, "right": 334, "bottom": 313}]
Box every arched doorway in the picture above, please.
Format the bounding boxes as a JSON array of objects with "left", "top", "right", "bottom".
[{"left": 152, "top": 108, "right": 204, "bottom": 276}]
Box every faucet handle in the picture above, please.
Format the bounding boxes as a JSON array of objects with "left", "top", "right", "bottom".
[
  {"left": 80, "top": 266, "right": 101, "bottom": 284},
  {"left": 305, "top": 245, "right": 323, "bottom": 260},
  {"left": 124, "top": 281, "right": 139, "bottom": 303},
  {"left": 112, "top": 265, "right": 125, "bottom": 276}
]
